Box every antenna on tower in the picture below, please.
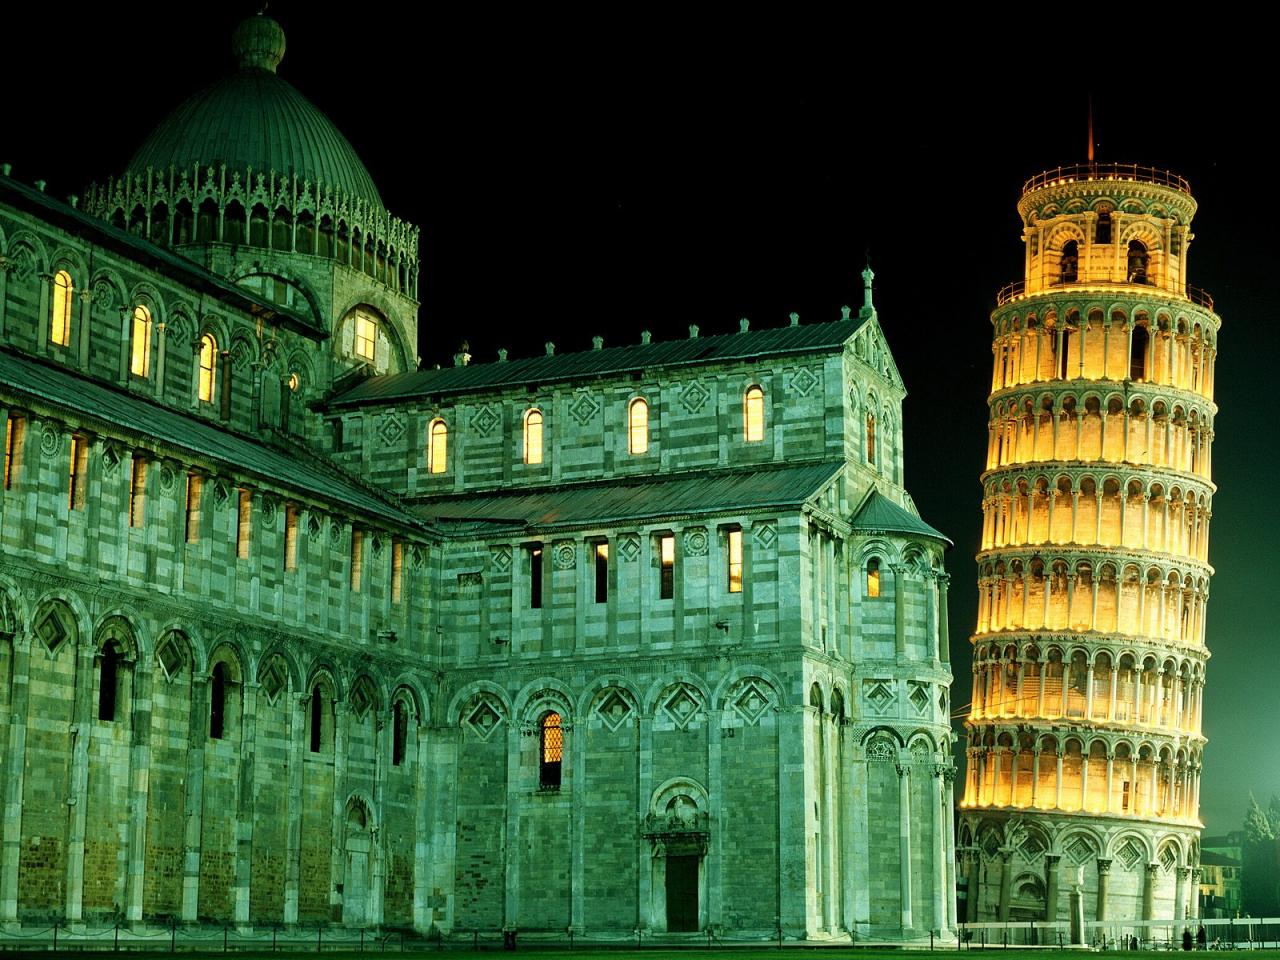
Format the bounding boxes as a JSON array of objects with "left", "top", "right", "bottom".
[{"left": 1087, "top": 94, "right": 1095, "bottom": 165}]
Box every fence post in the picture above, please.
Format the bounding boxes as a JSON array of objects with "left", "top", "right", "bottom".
[
  {"left": 319, "top": 922, "right": 323, "bottom": 953},
  {"left": 171, "top": 919, "right": 176, "bottom": 953},
  {"left": 224, "top": 924, "right": 229, "bottom": 952},
  {"left": 52, "top": 921, "right": 58, "bottom": 953},
  {"left": 360, "top": 928, "right": 365, "bottom": 952},
  {"left": 273, "top": 924, "right": 278, "bottom": 953},
  {"left": 115, "top": 921, "right": 120, "bottom": 952}
]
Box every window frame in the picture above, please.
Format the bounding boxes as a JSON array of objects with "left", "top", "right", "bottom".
[
  {"left": 538, "top": 711, "right": 563, "bottom": 790},
  {"left": 128, "top": 456, "right": 147, "bottom": 528},
  {"left": 529, "top": 543, "right": 544, "bottom": 609},
  {"left": 236, "top": 488, "right": 252, "bottom": 559},
  {"left": 350, "top": 528, "right": 364, "bottom": 592},
  {"left": 866, "top": 557, "right": 882, "bottom": 599},
  {"left": 68, "top": 435, "right": 88, "bottom": 511},
  {"left": 354, "top": 311, "right": 378, "bottom": 362},
  {"left": 198, "top": 333, "right": 218, "bottom": 403},
  {"left": 3, "top": 416, "right": 21, "bottom": 490},
  {"left": 726, "top": 526, "right": 743, "bottom": 594},
  {"left": 593, "top": 540, "right": 609, "bottom": 604},
  {"left": 51, "top": 269, "right": 73, "bottom": 347},
  {"left": 658, "top": 533, "right": 676, "bottom": 600},
  {"left": 130, "top": 304, "right": 153, "bottom": 378},
  {"left": 185, "top": 473, "right": 202, "bottom": 543},
  {"left": 743, "top": 385, "right": 765, "bottom": 443},
  {"left": 284, "top": 504, "right": 299, "bottom": 572},
  {"left": 523, "top": 408, "right": 544, "bottom": 465},
  {"left": 427, "top": 418, "right": 448, "bottom": 474},
  {"left": 628, "top": 397, "right": 649, "bottom": 454}
]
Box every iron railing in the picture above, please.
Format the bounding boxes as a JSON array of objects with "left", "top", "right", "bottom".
[
  {"left": 995, "top": 279, "right": 1215, "bottom": 312},
  {"left": 1023, "top": 163, "right": 1192, "bottom": 196}
]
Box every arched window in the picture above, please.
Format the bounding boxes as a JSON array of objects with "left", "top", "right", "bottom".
[
  {"left": 866, "top": 558, "right": 882, "bottom": 598},
  {"left": 866, "top": 412, "right": 876, "bottom": 464},
  {"left": 130, "top": 304, "right": 152, "bottom": 377},
  {"left": 309, "top": 683, "right": 329, "bottom": 753},
  {"left": 1127, "top": 240, "right": 1149, "bottom": 284},
  {"left": 1059, "top": 240, "right": 1078, "bottom": 283},
  {"left": 743, "top": 385, "right": 765, "bottom": 442},
  {"left": 198, "top": 334, "right": 217, "bottom": 403},
  {"left": 428, "top": 419, "right": 448, "bottom": 474},
  {"left": 210, "top": 662, "right": 229, "bottom": 739},
  {"left": 539, "top": 711, "right": 563, "bottom": 789},
  {"left": 1059, "top": 328, "right": 1072, "bottom": 380},
  {"left": 1096, "top": 208, "right": 1112, "bottom": 244},
  {"left": 523, "top": 408, "right": 543, "bottom": 465},
  {"left": 628, "top": 398, "right": 649, "bottom": 454},
  {"left": 392, "top": 700, "right": 409, "bottom": 767},
  {"left": 98, "top": 642, "right": 121, "bottom": 722},
  {"left": 50, "top": 270, "right": 73, "bottom": 346},
  {"left": 354, "top": 311, "right": 378, "bottom": 361},
  {"left": 1130, "top": 326, "right": 1150, "bottom": 381}
]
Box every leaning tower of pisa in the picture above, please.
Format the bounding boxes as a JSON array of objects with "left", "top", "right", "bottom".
[{"left": 958, "top": 164, "right": 1218, "bottom": 933}]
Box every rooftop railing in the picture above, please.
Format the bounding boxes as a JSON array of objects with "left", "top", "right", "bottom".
[
  {"left": 996, "top": 279, "right": 1215, "bottom": 311},
  {"left": 1022, "top": 163, "right": 1192, "bottom": 197}
]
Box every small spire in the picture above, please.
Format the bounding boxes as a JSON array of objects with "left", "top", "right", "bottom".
[
  {"left": 739, "top": 317, "right": 750, "bottom": 333},
  {"left": 859, "top": 256, "right": 876, "bottom": 321},
  {"left": 545, "top": 341, "right": 555, "bottom": 356},
  {"left": 640, "top": 330, "right": 652, "bottom": 345},
  {"left": 688, "top": 324, "right": 699, "bottom": 339},
  {"left": 592, "top": 336, "right": 603, "bottom": 350},
  {"left": 789, "top": 312, "right": 800, "bottom": 327},
  {"left": 497, "top": 348, "right": 508, "bottom": 363},
  {"left": 840, "top": 305, "right": 851, "bottom": 320},
  {"left": 34, "top": 180, "right": 46, "bottom": 193},
  {"left": 453, "top": 341, "right": 471, "bottom": 367}
]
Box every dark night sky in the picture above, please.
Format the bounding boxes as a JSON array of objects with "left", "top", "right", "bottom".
[{"left": 5, "top": 9, "right": 1276, "bottom": 834}]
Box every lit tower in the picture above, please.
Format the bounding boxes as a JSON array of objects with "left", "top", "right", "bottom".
[{"left": 958, "top": 163, "right": 1218, "bottom": 932}]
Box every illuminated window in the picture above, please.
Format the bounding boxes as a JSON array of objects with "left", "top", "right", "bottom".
[
  {"left": 1128, "top": 240, "right": 1150, "bottom": 284},
  {"left": 351, "top": 528, "right": 364, "bottom": 592},
  {"left": 4, "top": 416, "right": 23, "bottom": 490},
  {"left": 866, "top": 413, "right": 876, "bottom": 464},
  {"left": 727, "top": 528, "right": 743, "bottom": 593},
  {"left": 628, "top": 398, "right": 649, "bottom": 454},
  {"left": 185, "top": 473, "right": 202, "bottom": 543},
  {"left": 392, "top": 541, "right": 404, "bottom": 603},
  {"left": 1059, "top": 240, "right": 1078, "bottom": 283},
  {"left": 128, "top": 456, "right": 147, "bottom": 527},
  {"left": 284, "top": 504, "right": 299, "bottom": 571},
  {"left": 866, "top": 558, "right": 882, "bottom": 598},
  {"left": 354, "top": 312, "right": 377, "bottom": 361},
  {"left": 68, "top": 435, "right": 87, "bottom": 511},
  {"left": 529, "top": 544, "right": 543, "bottom": 609},
  {"left": 539, "top": 712, "right": 563, "bottom": 789},
  {"left": 130, "top": 305, "right": 152, "bottom": 377},
  {"left": 659, "top": 534, "right": 675, "bottom": 600},
  {"left": 236, "top": 489, "right": 252, "bottom": 559},
  {"left": 523, "top": 408, "right": 543, "bottom": 465},
  {"left": 288, "top": 372, "right": 299, "bottom": 391},
  {"left": 428, "top": 419, "right": 448, "bottom": 474},
  {"left": 594, "top": 541, "right": 609, "bottom": 603},
  {"left": 198, "top": 334, "right": 218, "bottom": 403},
  {"left": 744, "top": 385, "right": 765, "bottom": 442},
  {"left": 50, "top": 270, "right": 73, "bottom": 346}
]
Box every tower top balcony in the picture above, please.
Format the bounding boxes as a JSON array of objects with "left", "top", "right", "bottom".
[{"left": 1022, "top": 163, "right": 1192, "bottom": 198}]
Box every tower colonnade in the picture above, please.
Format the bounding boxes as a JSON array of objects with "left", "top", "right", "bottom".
[{"left": 959, "top": 164, "right": 1219, "bottom": 932}]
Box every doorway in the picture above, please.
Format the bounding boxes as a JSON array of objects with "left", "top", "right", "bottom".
[{"left": 665, "top": 855, "right": 699, "bottom": 932}]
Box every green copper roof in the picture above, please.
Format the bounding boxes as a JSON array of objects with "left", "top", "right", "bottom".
[
  {"left": 126, "top": 15, "right": 383, "bottom": 211},
  {"left": 849, "top": 489, "right": 951, "bottom": 545}
]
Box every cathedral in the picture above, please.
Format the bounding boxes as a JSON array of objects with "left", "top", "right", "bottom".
[
  {"left": 959, "top": 165, "right": 1217, "bottom": 933},
  {"left": 0, "top": 13, "right": 957, "bottom": 943}
]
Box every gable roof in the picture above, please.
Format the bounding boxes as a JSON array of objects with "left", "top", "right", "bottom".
[
  {"left": 849, "top": 489, "right": 951, "bottom": 545},
  {"left": 415, "top": 459, "right": 845, "bottom": 531},
  {"left": 0, "top": 348, "right": 420, "bottom": 530},
  {"left": 330, "top": 317, "right": 866, "bottom": 407}
]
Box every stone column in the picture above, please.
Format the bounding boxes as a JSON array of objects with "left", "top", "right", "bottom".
[
  {"left": 1174, "top": 866, "right": 1189, "bottom": 922},
  {"left": 181, "top": 677, "right": 209, "bottom": 922},
  {"left": 1188, "top": 868, "right": 1201, "bottom": 920},
  {"left": 893, "top": 564, "right": 907, "bottom": 656},
  {"left": 411, "top": 722, "right": 432, "bottom": 933},
  {"left": 125, "top": 660, "right": 153, "bottom": 926},
  {"left": 282, "top": 692, "right": 306, "bottom": 926},
  {"left": 1143, "top": 862, "right": 1158, "bottom": 923},
  {"left": 1044, "top": 853, "right": 1061, "bottom": 922},
  {"left": 0, "top": 256, "right": 10, "bottom": 337},
  {"left": 64, "top": 634, "right": 97, "bottom": 925},
  {"left": 1096, "top": 858, "right": 1112, "bottom": 922},
  {"left": 932, "top": 765, "right": 947, "bottom": 933},
  {"left": 997, "top": 849, "right": 1012, "bottom": 922},
  {"left": 0, "top": 631, "right": 33, "bottom": 925},
  {"left": 938, "top": 573, "right": 952, "bottom": 663},
  {"left": 897, "top": 762, "right": 913, "bottom": 932},
  {"left": 234, "top": 681, "right": 258, "bottom": 927}
]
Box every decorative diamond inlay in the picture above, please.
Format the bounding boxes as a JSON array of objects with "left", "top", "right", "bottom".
[
  {"left": 378, "top": 411, "right": 405, "bottom": 447},
  {"left": 35, "top": 605, "right": 72, "bottom": 655},
  {"left": 1019, "top": 833, "right": 1046, "bottom": 859},
  {"left": 101, "top": 445, "right": 121, "bottom": 479},
  {"left": 909, "top": 682, "right": 930, "bottom": 714},
  {"left": 156, "top": 636, "right": 184, "bottom": 681},
  {"left": 307, "top": 514, "right": 323, "bottom": 542},
  {"left": 466, "top": 698, "right": 503, "bottom": 741},
  {"left": 596, "top": 690, "right": 633, "bottom": 731},
  {"left": 569, "top": 391, "right": 601, "bottom": 426},
  {"left": 411, "top": 546, "right": 425, "bottom": 569},
  {"left": 679, "top": 380, "right": 710, "bottom": 413},
  {"left": 213, "top": 480, "right": 230, "bottom": 507},
  {"left": 1160, "top": 845, "right": 1178, "bottom": 874},
  {"left": 865, "top": 680, "right": 893, "bottom": 713},
  {"left": 490, "top": 545, "right": 512, "bottom": 572},
  {"left": 754, "top": 524, "right": 777, "bottom": 549},
  {"left": 981, "top": 831, "right": 1002, "bottom": 858},
  {"left": 1065, "top": 836, "right": 1094, "bottom": 865},
  {"left": 618, "top": 535, "right": 641, "bottom": 562},
  {"left": 662, "top": 685, "right": 701, "bottom": 729},
  {"left": 260, "top": 659, "right": 287, "bottom": 705},
  {"left": 350, "top": 678, "right": 375, "bottom": 719},
  {"left": 731, "top": 682, "right": 771, "bottom": 725},
  {"left": 790, "top": 367, "right": 819, "bottom": 397},
  {"left": 470, "top": 405, "right": 500, "bottom": 438},
  {"left": 1116, "top": 840, "right": 1142, "bottom": 871}
]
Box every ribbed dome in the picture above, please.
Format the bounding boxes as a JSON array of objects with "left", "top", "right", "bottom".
[{"left": 126, "top": 14, "right": 383, "bottom": 211}]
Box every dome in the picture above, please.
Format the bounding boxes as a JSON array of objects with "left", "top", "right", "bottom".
[{"left": 126, "top": 14, "right": 383, "bottom": 211}]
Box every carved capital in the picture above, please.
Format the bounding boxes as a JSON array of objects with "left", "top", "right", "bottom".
[{"left": 1096, "top": 857, "right": 1113, "bottom": 876}]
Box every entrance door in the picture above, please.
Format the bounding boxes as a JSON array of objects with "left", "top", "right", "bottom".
[{"left": 665, "top": 855, "right": 699, "bottom": 932}]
